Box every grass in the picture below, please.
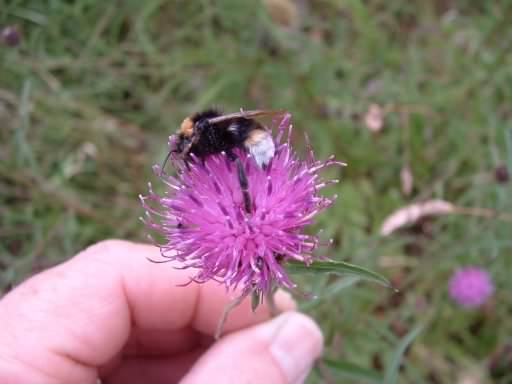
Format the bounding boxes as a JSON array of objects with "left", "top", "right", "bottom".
[{"left": 2, "top": 0, "right": 512, "bottom": 382}]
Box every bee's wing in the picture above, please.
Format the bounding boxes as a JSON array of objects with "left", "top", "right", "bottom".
[{"left": 206, "top": 109, "right": 286, "bottom": 124}]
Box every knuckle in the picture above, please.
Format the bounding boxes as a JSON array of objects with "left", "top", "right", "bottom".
[{"left": 77, "top": 239, "right": 131, "bottom": 265}]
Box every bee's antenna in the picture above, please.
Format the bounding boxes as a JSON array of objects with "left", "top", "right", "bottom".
[{"left": 160, "top": 150, "right": 173, "bottom": 176}]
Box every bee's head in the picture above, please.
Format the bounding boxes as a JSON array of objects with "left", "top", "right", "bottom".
[
  {"left": 172, "top": 117, "right": 195, "bottom": 157},
  {"left": 175, "top": 134, "right": 190, "bottom": 154}
]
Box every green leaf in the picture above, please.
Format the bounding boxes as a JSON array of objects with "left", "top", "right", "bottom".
[
  {"left": 383, "top": 324, "right": 424, "bottom": 384},
  {"left": 285, "top": 260, "right": 392, "bottom": 288},
  {"left": 251, "top": 290, "right": 261, "bottom": 312},
  {"left": 322, "top": 358, "right": 383, "bottom": 384},
  {"left": 324, "top": 276, "right": 361, "bottom": 296},
  {"left": 301, "top": 276, "right": 361, "bottom": 310}
]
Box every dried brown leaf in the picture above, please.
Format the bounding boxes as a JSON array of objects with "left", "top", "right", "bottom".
[
  {"left": 364, "top": 103, "right": 384, "bottom": 132},
  {"left": 457, "top": 371, "right": 484, "bottom": 384},
  {"left": 400, "top": 165, "right": 414, "bottom": 196},
  {"left": 380, "top": 199, "right": 455, "bottom": 236},
  {"left": 263, "top": 0, "right": 300, "bottom": 29}
]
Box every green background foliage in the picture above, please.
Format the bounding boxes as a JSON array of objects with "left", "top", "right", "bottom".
[{"left": 1, "top": 1, "right": 511, "bottom": 382}]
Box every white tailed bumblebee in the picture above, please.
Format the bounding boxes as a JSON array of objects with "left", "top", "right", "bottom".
[{"left": 164, "top": 109, "right": 285, "bottom": 213}]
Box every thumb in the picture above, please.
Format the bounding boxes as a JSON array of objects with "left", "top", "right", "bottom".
[{"left": 180, "top": 312, "right": 323, "bottom": 384}]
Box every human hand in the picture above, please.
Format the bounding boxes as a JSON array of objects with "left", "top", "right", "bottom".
[{"left": 0, "top": 240, "right": 323, "bottom": 383}]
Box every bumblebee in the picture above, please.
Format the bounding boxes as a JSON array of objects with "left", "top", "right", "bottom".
[{"left": 165, "top": 109, "right": 285, "bottom": 214}]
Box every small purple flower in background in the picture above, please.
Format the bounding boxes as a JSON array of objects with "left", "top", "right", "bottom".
[
  {"left": 494, "top": 165, "right": 509, "bottom": 184},
  {"left": 449, "top": 267, "right": 494, "bottom": 309},
  {"left": 141, "top": 114, "right": 344, "bottom": 303},
  {"left": 1, "top": 26, "right": 21, "bottom": 47}
]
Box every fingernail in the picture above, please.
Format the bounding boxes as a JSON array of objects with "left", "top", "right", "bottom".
[{"left": 268, "top": 312, "right": 323, "bottom": 384}]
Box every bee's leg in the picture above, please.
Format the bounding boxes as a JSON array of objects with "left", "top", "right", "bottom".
[
  {"left": 237, "top": 158, "right": 252, "bottom": 214},
  {"left": 226, "top": 150, "right": 252, "bottom": 214},
  {"left": 184, "top": 159, "right": 191, "bottom": 171}
]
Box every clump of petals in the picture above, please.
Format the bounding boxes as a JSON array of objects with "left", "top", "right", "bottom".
[
  {"left": 141, "top": 114, "right": 344, "bottom": 299},
  {"left": 448, "top": 267, "right": 494, "bottom": 309}
]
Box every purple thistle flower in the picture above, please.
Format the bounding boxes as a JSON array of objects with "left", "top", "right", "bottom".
[
  {"left": 448, "top": 267, "right": 494, "bottom": 309},
  {"left": 141, "top": 114, "right": 344, "bottom": 300},
  {"left": 1, "top": 26, "right": 21, "bottom": 47}
]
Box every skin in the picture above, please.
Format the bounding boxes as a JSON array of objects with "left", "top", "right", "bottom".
[{"left": 0, "top": 240, "right": 323, "bottom": 383}]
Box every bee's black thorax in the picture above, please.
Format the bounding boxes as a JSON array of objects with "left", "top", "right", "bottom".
[{"left": 189, "top": 112, "right": 256, "bottom": 158}]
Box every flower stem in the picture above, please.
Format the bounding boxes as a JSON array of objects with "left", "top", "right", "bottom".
[
  {"left": 452, "top": 206, "right": 512, "bottom": 222},
  {"left": 266, "top": 290, "right": 279, "bottom": 317},
  {"left": 215, "top": 291, "right": 249, "bottom": 340}
]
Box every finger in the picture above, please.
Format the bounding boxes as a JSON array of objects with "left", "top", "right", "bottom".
[
  {"left": 123, "top": 327, "right": 202, "bottom": 357},
  {"left": 180, "top": 312, "right": 324, "bottom": 384},
  {"left": 99, "top": 327, "right": 211, "bottom": 377},
  {"left": 192, "top": 281, "right": 295, "bottom": 335},
  {"left": 0, "top": 240, "right": 295, "bottom": 383},
  {"left": 75, "top": 240, "right": 294, "bottom": 335},
  {"left": 103, "top": 348, "right": 205, "bottom": 384}
]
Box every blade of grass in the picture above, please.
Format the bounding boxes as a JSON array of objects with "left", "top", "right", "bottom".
[
  {"left": 506, "top": 128, "right": 512, "bottom": 170},
  {"left": 383, "top": 324, "right": 424, "bottom": 384},
  {"left": 323, "top": 358, "right": 383, "bottom": 384}
]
